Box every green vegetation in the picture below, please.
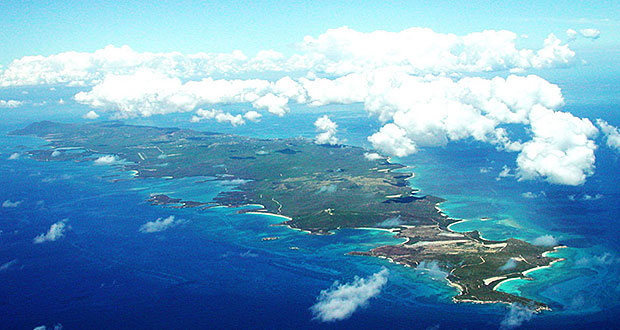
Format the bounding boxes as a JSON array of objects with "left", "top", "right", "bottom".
[{"left": 12, "top": 121, "right": 560, "bottom": 310}]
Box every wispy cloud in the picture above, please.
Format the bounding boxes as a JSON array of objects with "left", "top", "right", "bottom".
[
  {"left": 531, "top": 234, "right": 558, "bottom": 247},
  {"left": 500, "top": 304, "right": 535, "bottom": 330},
  {"left": 33, "top": 219, "right": 69, "bottom": 244},
  {"left": 139, "top": 215, "right": 185, "bottom": 233},
  {"left": 311, "top": 268, "right": 389, "bottom": 322},
  {"left": 2, "top": 200, "right": 22, "bottom": 208},
  {"left": 0, "top": 259, "right": 18, "bottom": 272}
]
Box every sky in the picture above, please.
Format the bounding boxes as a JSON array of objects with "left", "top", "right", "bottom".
[
  {"left": 1, "top": 1, "right": 620, "bottom": 188},
  {"left": 1, "top": 1, "right": 619, "bottom": 65}
]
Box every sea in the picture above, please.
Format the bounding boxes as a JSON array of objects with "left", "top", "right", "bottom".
[{"left": 1, "top": 75, "right": 619, "bottom": 329}]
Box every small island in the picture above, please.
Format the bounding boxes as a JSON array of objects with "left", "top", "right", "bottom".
[{"left": 11, "top": 121, "right": 561, "bottom": 311}]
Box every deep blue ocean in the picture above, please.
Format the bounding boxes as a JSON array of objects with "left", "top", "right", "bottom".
[{"left": 1, "top": 77, "right": 619, "bottom": 329}]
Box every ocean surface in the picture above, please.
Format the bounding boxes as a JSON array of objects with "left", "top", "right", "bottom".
[{"left": 1, "top": 81, "right": 620, "bottom": 329}]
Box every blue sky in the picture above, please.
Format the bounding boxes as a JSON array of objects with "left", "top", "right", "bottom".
[{"left": 1, "top": 0, "right": 619, "bottom": 65}]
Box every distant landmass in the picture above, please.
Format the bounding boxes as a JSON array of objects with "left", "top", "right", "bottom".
[{"left": 12, "top": 121, "right": 561, "bottom": 311}]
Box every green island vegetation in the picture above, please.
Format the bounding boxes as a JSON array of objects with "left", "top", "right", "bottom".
[{"left": 11, "top": 121, "right": 561, "bottom": 311}]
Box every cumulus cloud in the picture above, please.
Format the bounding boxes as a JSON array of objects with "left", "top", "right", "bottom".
[
  {"left": 531, "top": 234, "right": 558, "bottom": 247},
  {"left": 190, "top": 108, "right": 245, "bottom": 126},
  {"left": 368, "top": 124, "right": 417, "bottom": 157},
  {"left": 0, "top": 28, "right": 576, "bottom": 88},
  {"left": 139, "top": 215, "right": 184, "bottom": 233},
  {"left": 579, "top": 29, "right": 601, "bottom": 39},
  {"left": 33, "top": 219, "right": 69, "bottom": 244},
  {"left": 597, "top": 119, "right": 620, "bottom": 152},
  {"left": 0, "top": 27, "right": 600, "bottom": 186},
  {"left": 314, "top": 115, "right": 340, "bottom": 145},
  {"left": 0, "top": 99, "right": 23, "bottom": 108},
  {"left": 243, "top": 110, "right": 262, "bottom": 122},
  {"left": 500, "top": 304, "right": 535, "bottom": 330},
  {"left": 516, "top": 106, "right": 597, "bottom": 185},
  {"left": 94, "top": 155, "right": 117, "bottom": 165},
  {"left": 74, "top": 70, "right": 298, "bottom": 118},
  {"left": 298, "top": 27, "right": 574, "bottom": 75},
  {"left": 567, "top": 28, "right": 601, "bottom": 41},
  {"left": 363, "top": 152, "right": 383, "bottom": 161},
  {"left": 311, "top": 268, "right": 389, "bottom": 322},
  {"left": 83, "top": 110, "right": 100, "bottom": 119},
  {"left": 2, "top": 200, "right": 22, "bottom": 207}
]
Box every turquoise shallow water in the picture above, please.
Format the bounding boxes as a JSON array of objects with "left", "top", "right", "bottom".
[{"left": 1, "top": 86, "right": 620, "bottom": 329}]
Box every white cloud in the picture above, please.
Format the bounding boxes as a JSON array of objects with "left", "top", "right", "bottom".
[
  {"left": 139, "top": 215, "right": 184, "bottom": 233},
  {"left": 243, "top": 110, "right": 262, "bottom": 122},
  {"left": 298, "top": 28, "right": 574, "bottom": 75},
  {"left": 74, "top": 70, "right": 283, "bottom": 118},
  {"left": 33, "top": 219, "right": 69, "bottom": 244},
  {"left": 83, "top": 110, "right": 100, "bottom": 119},
  {"left": 311, "top": 268, "right": 388, "bottom": 322},
  {"left": 51, "top": 150, "right": 61, "bottom": 157},
  {"left": 2, "top": 200, "right": 22, "bottom": 207},
  {"left": 0, "top": 27, "right": 600, "bottom": 186},
  {"left": 597, "top": 119, "right": 620, "bottom": 152},
  {"left": 363, "top": 152, "right": 383, "bottom": 161},
  {"left": 368, "top": 123, "right": 417, "bottom": 157},
  {"left": 567, "top": 28, "right": 601, "bottom": 41},
  {"left": 0, "top": 99, "right": 23, "bottom": 108},
  {"left": 516, "top": 106, "right": 597, "bottom": 185},
  {"left": 0, "top": 28, "right": 576, "bottom": 87},
  {"left": 252, "top": 93, "right": 289, "bottom": 116},
  {"left": 499, "top": 258, "right": 519, "bottom": 271},
  {"left": 416, "top": 261, "right": 449, "bottom": 280},
  {"left": 8, "top": 152, "right": 20, "bottom": 160},
  {"left": 314, "top": 115, "right": 340, "bottom": 145},
  {"left": 94, "top": 155, "right": 117, "bottom": 165},
  {"left": 566, "top": 29, "right": 578, "bottom": 41},
  {"left": 531, "top": 234, "right": 558, "bottom": 247},
  {"left": 579, "top": 28, "right": 601, "bottom": 39},
  {"left": 0, "top": 259, "right": 18, "bottom": 272},
  {"left": 32, "top": 324, "right": 63, "bottom": 330},
  {"left": 190, "top": 108, "right": 246, "bottom": 126},
  {"left": 521, "top": 191, "right": 545, "bottom": 199},
  {"left": 500, "top": 304, "right": 535, "bottom": 330}
]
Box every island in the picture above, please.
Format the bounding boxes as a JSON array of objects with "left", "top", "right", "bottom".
[{"left": 11, "top": 121, "right": 561, "bottom": 311}]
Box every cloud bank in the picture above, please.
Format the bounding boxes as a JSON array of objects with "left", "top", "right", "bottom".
[
  {"left": 311, "top": 268, "right": 389, "bottom": 322},
  {"left": 0, "top": 26, "right": 606, "bottom": 185},
  {"left": 0, "top": 28, "right": 576, "bottom": 87},
  {"left": 33, "top": 219, "right": 69, "bottom": 244}
]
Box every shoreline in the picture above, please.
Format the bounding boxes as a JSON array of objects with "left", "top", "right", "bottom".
[{"left": 493, "top": 247, "right": 567, "bottom": 292}]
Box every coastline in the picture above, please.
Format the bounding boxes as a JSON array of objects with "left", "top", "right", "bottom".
[{"left": 493, "top": 246, "right": 567, "bottom": 292}]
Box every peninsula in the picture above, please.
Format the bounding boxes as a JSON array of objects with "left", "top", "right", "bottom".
[{"left": 11, "top": 121, "right": 560, "bottom": 311}]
